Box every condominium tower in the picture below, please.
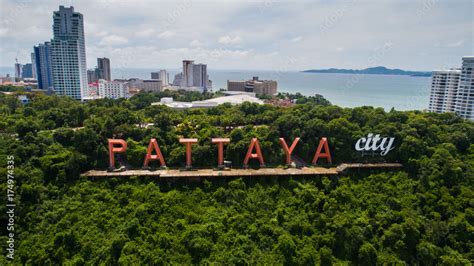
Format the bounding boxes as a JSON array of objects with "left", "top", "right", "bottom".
[
  {"left": 51, "top": 6, "right": 88, "bottom": 100},
  {"left": 428, "top": 56, "right": 474, "bottom": 121},
  {"left": 97, "top": 57, "right": 111, "bottom": 81},
  {"left": 428, "top": 69, "right": 461, "bottom": 113},
  {"left": 34, "top": 42, "right": 53, "bottom": 91},
  {"left": 454, "top": 56, "right": 474, "bottom": 120}
]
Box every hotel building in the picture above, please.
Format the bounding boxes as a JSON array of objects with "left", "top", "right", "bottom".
[
  {"left": 428, "top": 69, "right": 461, "bottom": 113},
  {"left": 454, "top": 56, "right": 474, "bottom": 121},
  {"left": 33, "top": 42, "right": 54, "bottom": 91},
  {"left": 227, "top": 76, "right": 277, "bottom": 96},
  {"left": 98, "top": 79, "right": 128, "bottom": 99},
  {"left": 428, "top": 56, "right": 474, "bottom": 121},
  {"left": 51, "top": 6, "right": 88, "bottom": 100}
]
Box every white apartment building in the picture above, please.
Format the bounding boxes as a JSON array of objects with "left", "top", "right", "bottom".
[
  {"left": 51, "top": 6, "right": 88, "bottom": 100},
  {"left": 428, "top": 56, "right": 474, "bottom": 121},
  {"left": 98, "top": 79, "right": 128, "bottom": 99},
  {"left": 454, "top": 56, "right": 474, "bottom": 121},
  {"left": 428, "top": 69, "right": 461, "bottom": 113},
  {"left": 159, "top": 70, "right": 169, "bottom": 86}
]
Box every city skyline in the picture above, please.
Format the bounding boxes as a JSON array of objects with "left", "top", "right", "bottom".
[{"left": 0, "top": 0, "right": 472, "bottom": 71}]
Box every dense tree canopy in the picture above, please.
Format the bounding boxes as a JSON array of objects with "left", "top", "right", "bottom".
[{"left": 0, "top": 90, "right": 472, "bottom": 264}]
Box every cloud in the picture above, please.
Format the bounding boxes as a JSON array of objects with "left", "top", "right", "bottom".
[
  {"left": 136, "top": 28, "right": 155, "bottom": 38},
  {"left": 218, "top": 35, "right": 242, "bottom": 45},
  {"left": 190, "top": 40, "right": 203, "bottom": 47},
  {"left": 0, "top": 0, "right": 472, "bottom": 71},
  {"left": 99, "top": 35, "right": 128, "bottom": 46},
  {"left": 158, "top": 30, "right": 175, "bottom": 39},
  {"left": 446, "top": 40, "right": 464, "bottom": 47},
  {"left": 290, "top": 36, "right": 302, "bottom": 43}
]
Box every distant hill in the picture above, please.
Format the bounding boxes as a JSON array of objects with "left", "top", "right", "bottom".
[{"left": 302, "top": 66, "right": 431, "bottom": 77}]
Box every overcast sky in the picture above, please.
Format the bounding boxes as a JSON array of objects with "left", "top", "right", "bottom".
[{"left": 0, "top": 0, "right": 472, "bottom": 71}]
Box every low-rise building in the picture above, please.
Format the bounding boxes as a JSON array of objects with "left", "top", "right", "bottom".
[
  {"left": 98, "top": 79, "right": 129, "bottom": 99},
  {"left": 227, "top": 76, "right": 277, "bottom": 96},
  {"left": 152, "top": 94, "right": 264, "bottom": 109},
  {"left": 129, "top": 79, "right": 162, "bottom": 92}
]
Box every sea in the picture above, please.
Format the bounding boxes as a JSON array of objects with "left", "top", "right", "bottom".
[{"left": 0, "top": 66, "right": 431, "bottom": 111}]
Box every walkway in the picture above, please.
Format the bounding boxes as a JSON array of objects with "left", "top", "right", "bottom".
[{"left": 81, "top": 163, "right": 403, "bottom": 179}]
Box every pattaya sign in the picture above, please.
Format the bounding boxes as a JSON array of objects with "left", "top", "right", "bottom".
[
  {"left": 108, "top": 137, "right": 331, "bottom": 169},
  {"left": 108, "top": 133, "right": 396, "bottom": 169},
  {"left": 355, "top": 133, "right": 395, "bottom": 156}
]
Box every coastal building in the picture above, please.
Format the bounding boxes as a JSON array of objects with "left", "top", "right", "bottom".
[
  {"left": 21, "top": 64, "right": 33, "bottom": 78},
  {"left": 51, "top": 6, "right": 88, "bottom": 100},
  {"left": 227, "top": 76, "right": 277, "bottom": 96},
  {"left": 14, "top": 63, "right": 22, "bottom": 82},
  {"left": 31, "top": 52, "right": 37, "bottom": 79},
  {"left": 428, "top": 56, "right": 474, "bottom": 121},
  {"left": 33, "top": 42, "right": 53, "bottom": 91},
  {"left": 97, "top": 57, "right": 111, "bottom": 81},
  {"left": 152, "top": 93, "right": 263, "bottom": 109},
  {"left": 454, "top": 56, "right": 474, "bottom": 121},
  {"left": 98, "top": 79, "right": 128, "bottom": 99},
  {"left": 130, "top": 79, "right": 162, "bottom": 92},
  {"left": 0, "top": 75, "right": 13, "bottom": 85},
  {"left": 87, "top": 69, "right": 98, "bottom": 83},
  {"left": 151, "top": 71, "right": 160, "bottom": 80},
  {"left": 428, "top": 69, "right": 461, "bottom": 113},
  {"left": 150, "top": 69, "right": 170, "bottom": 86},
  {"left": 173, "top": 60, "right": 211, "bottom": 91}
]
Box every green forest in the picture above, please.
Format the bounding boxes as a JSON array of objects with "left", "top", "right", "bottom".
[{"left": 0, "top": 90, "right": 472, "bottom": 264}]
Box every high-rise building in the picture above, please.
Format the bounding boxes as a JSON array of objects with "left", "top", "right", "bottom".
[
  {"left": 34, "top": 42, "right": 54, "bottom": 91},
  {"left": 454, "top": 56, "right": 474, "bottom": 121},
  {"left": 183, "top": 60, "right": 194, "bottom": 87},
  {"left": 97, "top": 57, "right": 111, "bottom": 81},
  {"left": 428, "top": 69, "right": 461, "bottom": 114},
  {"left": 21, "top": 64, "right": 33, "bottom": 78},
  {"left": 31, "top": 52, "right": 37, "bottom": 79},
  {"left": 51, "top": 6, "right": 88, "bottom": 100},
  {"left": 151, "top": 72, "right": 160, "bottom": 80},
  {"left": 14, "top": 63, "right": 22, "bottom": 82},
  {"left": 192, "top": 64, "right": 207, "bottom": 89},
  {"left": 159, "top": 70, "right": 169, "bottom": 86},
  {"left": 87, "top": 69, "right": 98, "bottom": 83},
  {"left": 151, "top": 70, "right": 169, "bottom": 86},
  {"left": 172, "top": 60, "right": 210, "bottom": 91}
]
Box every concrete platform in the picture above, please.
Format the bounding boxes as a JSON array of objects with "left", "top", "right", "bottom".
[{"left": 81, "top": 163, "right": 403, "bottom": 178}]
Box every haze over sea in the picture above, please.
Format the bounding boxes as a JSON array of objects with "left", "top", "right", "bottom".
[{"left": 0, "top": 66, "right": 431, "bottom": 111}]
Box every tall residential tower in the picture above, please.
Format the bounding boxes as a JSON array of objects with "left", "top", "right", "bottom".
[
  {"left": 34, "top": 42, "right": 54, "bottom": 91},
  {"left": 428, "top": 69, "right": 461, "bottom": 113},
  {"left": 97, "top": 57, "right": 111, "bottom": 81},
  {"left": 428, "top": 56, "right": 474, "bottom": 121},
  {"left": 454, "top": 56, "right": 474, "bottom": 121},
  {"left": 51, "top": 6, "right": 88, "bottom": 100}
]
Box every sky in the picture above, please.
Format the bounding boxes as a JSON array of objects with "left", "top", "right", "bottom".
[{"left": 0, "top": 0, "right": 472, "bottom": 71}]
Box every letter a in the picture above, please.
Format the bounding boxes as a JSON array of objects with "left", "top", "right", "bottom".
[
  {"left": 244, "top": 138, "right": 265, "bottom": 167},
  {"left": 108, "top": 139, "right": 127, "bottom": 169},
  {"left": 144, "top": 138, "right": 166, "bottom": 167},
  {"left": 279, "top": 137, "right": 300, "bottom": 165},
  {"left": 312, "top": 137, "right": 332, "bottom": 165}
]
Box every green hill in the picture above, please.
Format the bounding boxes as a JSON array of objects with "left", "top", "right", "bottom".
[{"left": 0, "top": 90, "right": 472, "bottom": 264}]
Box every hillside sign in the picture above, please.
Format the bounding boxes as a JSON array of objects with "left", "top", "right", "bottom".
[{"left": 107, "top": 133, "right": 395, "bottom": 170}]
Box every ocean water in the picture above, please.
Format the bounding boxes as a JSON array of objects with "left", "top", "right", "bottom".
[{"left": 0, "top": 66, "right": 431, "bottom": 111}]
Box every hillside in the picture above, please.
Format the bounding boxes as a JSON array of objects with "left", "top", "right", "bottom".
[
  {"left": 0, "top": 90, "right": 472, "bottom": 264},
  {"left": 302, "top": 66, "right": 431, "bottom": 77}
]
